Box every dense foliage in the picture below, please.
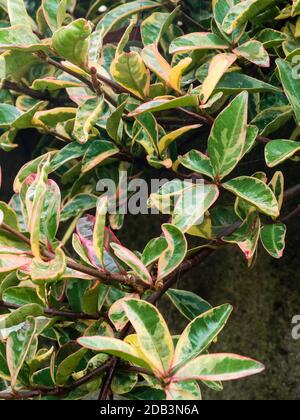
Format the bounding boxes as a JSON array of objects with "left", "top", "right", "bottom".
[{"left": 1, "top": 0, "right": 300, "bottom": 400}]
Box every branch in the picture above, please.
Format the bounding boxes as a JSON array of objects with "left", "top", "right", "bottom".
[
  {"left": 37, "top": 53, "right": 95, "bottom": 93},
  {"left": 0, "top": 222, "right": 147, "bottom": 292},
  {"left": 0, "top": 360, "right": 113, "bottom": 400},
  {"left": 37, "top": 52, "right": 286, "bottom": 164},
  {"left": 1, "top": 80, "right": 63, "bottom": 106},
  {"left": 0, "top": 300, "right": 99, "bottom": 320}
]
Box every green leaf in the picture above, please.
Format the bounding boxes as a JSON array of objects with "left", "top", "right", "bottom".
[
  {"left": 157, "top": 224, "right": 187, "bottom": 281},
  {"left": 223, "top": 212, "right": 261, "bottom": 267},
  {"left": 172, "top": 353, "right": 265, "bottom": 382},
  {"left": 179, "top": 150, "right": 214, "bottom": 179},
  {"left": 242, "top": 125, "right": 259, "bottom": 158},
  {"left": 111, "top": 243, "right": 152, "bottom": 286},
  {"left": 135, "top": 112, "right": 159, "bottom": 155},
  {"left": 0, "top": 104, "right": 22, "bottom": 128},
  {"left": 96, "top": 1, "right": 159, "bottom": 36},
  {"left": 31, "top": 78, "right": 81, "bottom": 91},
  {"left": 169, "top": 33, "right": 229, "bottom": 54},
  {"left": 172, "top": 304, "right": 233, "bottom": 370},
  {"left": 129, "top": 95, "right": 199, "bottom": 116},
  {"left": 125, "top": 386, "right": 166, "bottom": 400},
  {"left": 60, "top": 194, "right": 97, "bottom": 222},
  {"left": 166, "top": 380, "right": 202, "bottom": 401},
  {"left": 108, "top": 295, "right": 138, "bottom": 332},
  {"left": 77, "top": 336, "right": 151, "bottom": 369},
  {"left": 0, "top": 24, "right": 49, "bottom": 51},
  {"left": 34, "top": 107, "right": 76, "bottom": 128},
  {"left": 0, "top": 304, "right": 43, "bottom": 331},
  {"left": 260, "top": 223, "right": 287, "bottom": 259},
  {"left": 213, "top": 0, "right": 246, "bottom": 44},
  {"left": 111, "top": 371, "right": 138, "bottom": 395},
  {"left": 215, "top": 72, "right": 281, "bottom": 94},
  {"left": 122, "top": 299, "right": 174, "bottom": 375},
  {"left": 172, "top": 184, "right": 220, "bottom": 233},
  {"left": 141, "top": 9, "right": 178, "bottom": 46},
  {"left": 0, "top": 342, "right": 10, "bottom": 381},
  {"left": 106, "top": 99, "right": 128, "bottom": 144},
  {"left": 166, "top": 289, "right": 212, "bottom": 321},
  {"left": 233, "top": 40, "right": 270, "bottom": 67},
  {"left": 111, "top": 51, "right": 150, "bottom": 99},
  {"left": 50, "top": 142, "right": 88, "bottom": 172},
  {"left": 293, "top": 0, "right": 300, "bottom": 16},
  {"left": 82, "top": 140, "right": 119, "bottom": 173},
  {"left": 6, "top": 316, "right": 37, "bottom": 388},
  {"left": 141, "top": 237, "right": 168, "bottom": 267},
  {"left": 26, "top": 157, "right": 51, "bottom": 259},
  {"left": 42, "top": 0, "right": 67, "bottom": 32},
  {"left": 265, "top": 140, "right": 300, "bottom": 167},
  {"left": 31, "top": 248, "right": 66, "bottom": 283},
  {"left": 52, "top": 19, "right": 92, "bottom": 68},
  {"left": 3, "top": 287, "right": 44, "bottom": 306},
  {"left": 276, "top": 59, "right": 300, "bottom": 125},
  {"left": 208, "top": 91, "right": 248, "bottom": 180},
  {"left": 251, "top": 106, "right": 293, "bottom": 137},
  {"left": 158, "top": 124, "right": 201, "bottom": 155},
  {"left": 0, "top": 202, "right": 19, "bottom": 230},
  {"left": 13, "top": 152, "right": 57, "bottom": 193},
  {"left": 200, "top": 53, "right": 237, "bottom": 104},
  {"left": 7, "top": 0, "right": 32, "bottom": 28},
  {"left": 222, "top": 0, "right": 276, "bottom": 34},
  {"left": 13, "top": 101, "right": 46, "bottom": 130},
  {"left": 56, "top": 348, "right": 86, "bottom": 386},
  {"left": 269, "top": 171, "right": 284, "bottom": 212},
  {"left": 223, "top": 176, "right": 279, "bottom": 218},
  {"left": 256, "top": 29, "right": 286, "bottom": 48},
  {"left": 93, "top": 196, "right": 108, "bottom": 269},
  {"left": 73, "top": 96, "right": 105, "bottom": 144}
]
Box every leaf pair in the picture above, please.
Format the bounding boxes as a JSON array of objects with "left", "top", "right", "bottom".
[
  {"left": 78, "top": 299, "right": 264, "bottom": 400},
  {"left": 181, "top": 92, "right": 249, "bottom": 181}
]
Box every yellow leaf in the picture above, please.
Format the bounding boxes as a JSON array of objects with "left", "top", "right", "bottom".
[
  {"left": 111, "top": 51, "right": 150, "bottom": 99},
  {"left": 169, "top": 57, "right": 192, "bottom": 92},
  {"left": 200, "top": 53, "right": 237, "bottom": 104}
]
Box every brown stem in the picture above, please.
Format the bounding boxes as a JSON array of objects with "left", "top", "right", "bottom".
[
  {"left": 1, "top": 80, "right": 63, "bottom": 106},
  {"left": 0, "top": 222, "right": 145, "bottom": 292},
  {"left": 0, "top": 300, "right": 99, "bottom": 320},
  {"left": 37, "top": 53, "right": 285, "bottom": 160},
  {"left": 98, "top": 323, "right": 131, "bottom": 400},
  {"left": 37, "top": 53, "right": 95, "bottom": 93},
  {"left": 0, "top": 360, "right": 113, "bottom": 400}
]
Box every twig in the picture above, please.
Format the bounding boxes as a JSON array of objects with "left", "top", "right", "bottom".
[
  {"left": 0, "top": 300, "right": 99, "bottom": 320},
  {"left": 37, "top": 53, "right": 95, "bottom": 93},
  {"left": 1, "top": 80, "right": 63, "bottom": 106},
  {"left": 0, "top": 223, "right": 146, "bottom": 292},
  {"left": 0, "top": 360, "right": 113, "bottom": 400}
]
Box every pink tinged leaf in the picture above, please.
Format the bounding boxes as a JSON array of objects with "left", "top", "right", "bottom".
[
  {"left": 172, "top": 353, "right": 265, "bottom": 382},
  {"left": 111, "top": 243, "right": 153, "bottom": 285},
  {"left": 76, "top": 215, "right": 120, "bottom": 273}
]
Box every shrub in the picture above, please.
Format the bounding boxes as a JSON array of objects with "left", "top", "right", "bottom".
[{"left": 0, "top": 0, "right": 299, "bottom": 400}]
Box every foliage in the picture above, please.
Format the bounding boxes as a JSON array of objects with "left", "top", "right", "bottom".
[{"left": 1, "top": 0, "right": 300, "bottom": 400}]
